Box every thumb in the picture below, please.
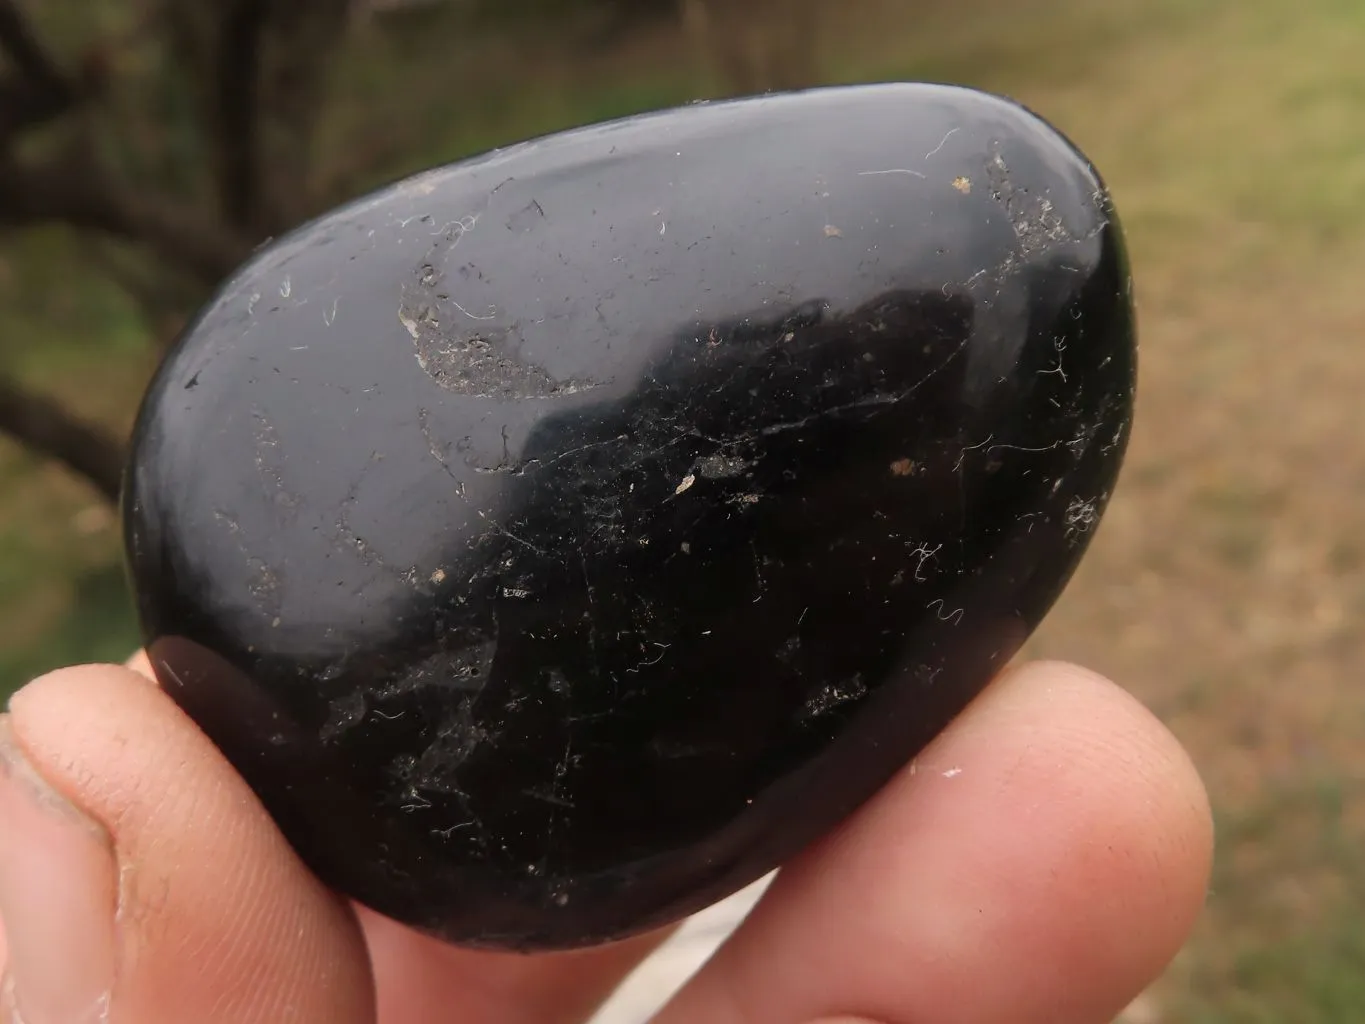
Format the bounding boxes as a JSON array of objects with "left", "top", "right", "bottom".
[{"left": 0, "top": 664, "right": 375, "bottom": 1024}]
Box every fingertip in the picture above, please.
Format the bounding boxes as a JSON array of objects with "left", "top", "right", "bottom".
[
  {"left": 899, "top": 658, "right": 1214, "bottom": 1006},
  {"left": 990, "top": 659, "right": 1215, "bottom": 882},
  {"left": 656, "top": 658, "right": 1214, "bottom": 1024},
  {"left": 945, "top": 659, "right": 1213, "bottom": 870},
  {"left": 5, "top": 663, "right": 376, "bottom": 1023}
]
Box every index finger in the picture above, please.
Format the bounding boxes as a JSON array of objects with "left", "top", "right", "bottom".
[{"left": 653, "top": 661, "right": 1214, "bottom": 1023}]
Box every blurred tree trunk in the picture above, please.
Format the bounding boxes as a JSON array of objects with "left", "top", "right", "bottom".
[
  {"left": 681, "top": 0, "right": 821, "bottom": 94},
  {"left": 0, "top": 0, "right": 351, "bottom": 499}
]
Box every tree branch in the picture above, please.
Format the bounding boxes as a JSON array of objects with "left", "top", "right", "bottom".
[
  {"left": 0, "top": 0, "right": 73, "bottom": 94},
  {"left": 0, "top": 145, "right": 253, "bottom": 285},
  {"left": 252, "top": 0, "right": 352, "bottom": 233},
  {"left": 0, "top": 2, "right": 249, "bottom": 284},
  {"left": 0, "top": 374, "right": 127, "bottom": 502},
  {"left": 161, "top": 0, "right": 351, "bottom": 237},
  {"left": 0, "top": 0, "right": 79, "bottom": 142},
  {"left": 0, "top": 74, "right": 67, "bottom": 141},
  {"left": 212, "top": 0, "right": 268, "bottom": 227}
]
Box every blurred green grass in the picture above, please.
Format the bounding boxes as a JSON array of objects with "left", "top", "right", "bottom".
[
  {"left": 4, "top": 0, "right": 1365, "bottom": 1018},
  {"left": 1168, "top": 776, "right": 1365, "bottom": 1022}
]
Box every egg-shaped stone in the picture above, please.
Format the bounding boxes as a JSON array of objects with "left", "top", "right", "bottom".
[{"left": 122, "top": 82, "right": 1136, "bottom": 950}]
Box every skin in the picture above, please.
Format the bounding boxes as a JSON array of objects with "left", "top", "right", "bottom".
[{"left": 0, "top": 656, "right": 1212, "bottom": 1024}]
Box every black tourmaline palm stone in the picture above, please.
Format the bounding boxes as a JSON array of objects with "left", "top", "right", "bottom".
[{"left": 122, "top": 83, "right": 1136, "bottom": 950}]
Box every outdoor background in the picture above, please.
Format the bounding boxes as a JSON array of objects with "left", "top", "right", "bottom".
[{"left": 1, "top": 0, "right": 1361, "bottom": 1019}]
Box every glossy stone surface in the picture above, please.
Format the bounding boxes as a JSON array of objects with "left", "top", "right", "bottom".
[{"left": 122, "top": 83, "right": 1136, "bottom": 950}]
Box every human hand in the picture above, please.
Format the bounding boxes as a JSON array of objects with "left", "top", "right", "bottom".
[{"left": 0, "top": 657, "right": 1210, "bottom": 1023}]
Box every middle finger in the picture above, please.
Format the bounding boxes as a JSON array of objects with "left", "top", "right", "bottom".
[{"left": 362, "top": 906, "right": 676, "bottom": 1024}]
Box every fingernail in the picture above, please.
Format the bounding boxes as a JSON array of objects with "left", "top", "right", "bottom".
[{"left": 0, "top": 714, "right": 117, "bottom": 1024}]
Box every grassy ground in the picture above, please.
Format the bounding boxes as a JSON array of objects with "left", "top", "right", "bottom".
[{"left": 3, "top": 0, "right": 1364, "bottom": 1017}]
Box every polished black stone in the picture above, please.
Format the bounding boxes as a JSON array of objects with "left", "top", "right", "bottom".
[{"left": 122, "top": 82, "right": 1136, "bottom": 950}]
